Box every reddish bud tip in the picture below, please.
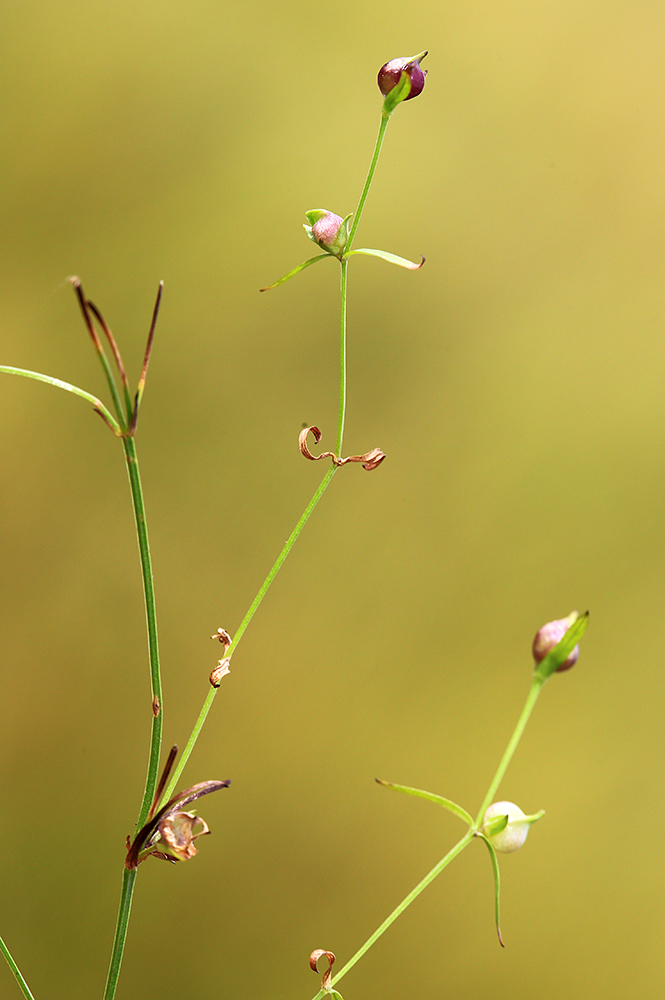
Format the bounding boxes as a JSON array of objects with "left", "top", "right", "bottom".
[{"left": 378, "top": 51, "right": 428, "bottom": 100}]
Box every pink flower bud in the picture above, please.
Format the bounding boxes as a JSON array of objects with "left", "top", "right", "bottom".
[
  {"left": 304, "top": 209, "right": 351, "bottom": 258},
  {"left": 377, "top": 52, "right": 428, "bottom": 101},
  {"left": 532, "top": 612, "right": 580, "bottom": 672}
]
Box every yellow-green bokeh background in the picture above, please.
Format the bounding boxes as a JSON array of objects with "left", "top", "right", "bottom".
[{"left": 1, "top": 2, "right": 664, "bottom": 998}]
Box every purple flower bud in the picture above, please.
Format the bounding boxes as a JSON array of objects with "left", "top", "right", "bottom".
[
  {"left": 377, "top": 52, "right": 428, "bottom": 101},
  {"left": 532, "top": 612, "right": 580, "bottom": 672}
]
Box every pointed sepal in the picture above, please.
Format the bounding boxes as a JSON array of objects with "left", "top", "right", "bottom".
[
  {"left": 375, "top": 779, "right": 474, "bottom": 827},
  {"left": 533, "top": 610, "right": 589, "bottom": 681},
  {"left": 477, "top": 833, "right": 504, "bottom": 947},
  {"left": 346, "top": 248, "right": 425, "bottom": 269},
  {"left": 260, "top": 253, "right": 332, "bottom": 291}
]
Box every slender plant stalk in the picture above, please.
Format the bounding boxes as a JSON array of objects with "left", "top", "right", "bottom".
[
  {"left": 346, "top": 114, "right": 391, "bottom": 252},
  {"left": 474, "top": 675, "right": 544, "bottom": 825},
  {"left": 103, "top": 437, "right": 163, "bottom": 1000},
  {"left": 102, "top": 870, "right": 137, "bottom": 1000},
  {"left": 309, "top": 670, "right": 554, "bottom": 997},
  {"left": 161, "top": 102, "right": 399, "bottom": 807},
  {"left": 0, "top": 936, "right": 36, "bottom": 1000},
  {"left": 310, "top": 830, "right": 475, "bottom": 1000},
  {"left": 336, "top": 259, "right": 348, "bottom": 457},
  {"left": 160, "top": 462, "right": 338, "bottom": 802}
]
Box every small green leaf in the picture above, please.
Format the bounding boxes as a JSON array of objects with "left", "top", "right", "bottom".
[
  {"left": 260, "top": 253, "right": 333, "bottom": 291},
  {"left": 375, "top": 779, "right": 474, "bottom": 827},
  {"left": 346, "top": 248, "right": 425, "bottom": 270},
  {"left": 478, "top": 834, "right": 504, "bottom": 947}
]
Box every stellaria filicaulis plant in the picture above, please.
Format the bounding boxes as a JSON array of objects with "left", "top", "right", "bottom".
[{"left": 0, "top": 52, "right": 589, "bottom": 1000}]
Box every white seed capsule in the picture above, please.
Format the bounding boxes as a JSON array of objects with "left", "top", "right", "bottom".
[{"left": 482, "top": 801, "right": 531, "bottom": 853}]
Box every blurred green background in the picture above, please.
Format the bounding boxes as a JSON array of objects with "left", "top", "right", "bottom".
[{"left": 1, "top": 1, "right": 664, "bottom": 998}]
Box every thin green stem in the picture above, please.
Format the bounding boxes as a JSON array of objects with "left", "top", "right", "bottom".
[
  {"left": 336, "top": 259, "right": 348, "bottom": 457},
  {"left": 474, "top": 675, "right": 545, "bottom": 826},
  {"left": 160, "top": 463, "right": 338, "bottom": 804},
  {"left": 102, "top": 870, "right": 137, "bottom": 1000},
  {"left": 103, "top": 437, "right": 163, "bottom": 1000},
  {"left": 0, "top": 934, "right": 36, "bottom": 1000},
  {"left": 310, "top": 831, "right": 475, "bottom": 1000},
  {"left": 122, "top": 435, "right": 164, "bottom": 830},
  {"left": 346, "top": 114, "right": 391, "bottom": 253},
  {"left": 162, "top": 192, "right": 356, "bottom": 803}
]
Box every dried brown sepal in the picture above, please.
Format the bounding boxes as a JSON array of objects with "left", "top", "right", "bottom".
[
  {"left": 129, "top": 281, "right": 164, "bottom": 435},
  {"left": 125, "top": 777, "right": 230, "bottom": 869},
  {"left": 210, "top": 658, "right": 231, "bottom": 688},
  {"left": 211, "top": 627, "right": 232, "bottom": 652},
  {"left": 299, "top": 426, "right": 386, "bottom": 471},
  {"left": 310, "top": 950, "right": 336, "bottom": 992},
  {"left": 147, "top": 745, "right": 178, "bottom": 822},
  {"left": 85, "top": 298, "right": 130, "bottom": 394},
  {"left": 336, "top": 446, "right": 386, "bottom": 471},
  {"left": 299, "top": 426, "right": 337, "bottom": 463}
]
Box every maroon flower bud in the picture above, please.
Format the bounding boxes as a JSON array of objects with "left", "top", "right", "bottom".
[
  {"left": 532, "top": 612, "right": 580, "bottom": 672},
  {"left": 378, "top": 51, "right": 428, "bottom": 101}
]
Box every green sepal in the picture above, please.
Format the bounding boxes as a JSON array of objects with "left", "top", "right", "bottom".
[
  {"left": 345, "top": 248, "right": 425, "bottom": 270},
  {"left": 482, "top": 812, "right": 509, "bottom": 838},
  {"left": 535, "top": 610, "right": 589, "bottom": 681},
  {"left": 382, "top": 70, "right": 412, "bottom": 116},
  {"left": 478, "top": 833, "right": 504, "bottom": 947},
  {"left": 259, "top": 253, "right": 333, "bottom": 291},
  {"left": 375, "top": 779, "right": 474, "bottom": 827}
]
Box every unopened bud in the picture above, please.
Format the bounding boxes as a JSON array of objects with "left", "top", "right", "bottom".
[
  {"left": 482, "top": 801, "right": 544, "bottom": 853},
  {"left": 378, "top": 51, "right": 428, "bottom": 101},
  {"left": 533, "top": 611, "right": 580, "bottom": 672},
  {"left": 304, "top": 210, "right": 351, "bottom": 259}
]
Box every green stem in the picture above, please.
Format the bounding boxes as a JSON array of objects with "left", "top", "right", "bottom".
[
  {"left": 0, "top": 934, "right": 36, "bottom": 1000},
  {"left": 122, "top": 435, "right": 164, "bottom": 830},
  {"left": 336, "top": 259, "right": 348, "bottom": 457},
  {"left": 311, "top": 831, "right": 475, "bottom": 1000},
  {"left": 345, "top": 114, "right": 390, "bottom": 253},
  {"left": 102, "top": 870, "right": 137, "bottom": 1000},
  {"left": 474, "top": 675, "right": 545, "bottom": 826},
  {"left": 103, "top": 437, "right": 163, "bottom": 1000},
  {"left": 308, "top": 675, "right": 550, "bottom": 996},
  {"left": 162, "top": 200, "right": 356, "bottom": 804},
  {"left": 161, "top": 463, "right": 338, "bottom": 803}
]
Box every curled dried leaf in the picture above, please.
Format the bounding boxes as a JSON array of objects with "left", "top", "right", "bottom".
[
  {"left": 299, "top": 427, "right": 385, "bottom": 471},
  {"left": 299, "top": 426, "right": 337, "bottom": 463},
  {"left": 211, "top": 627, "right": 232, "bottom": 651},
  {"left": 336, "top": 446, "right": 386, "bottom": 471},
  {"left": 310, "top": 950, "right": 336, "bottom": 992},
  {"left": 210, "top": 658, "right": 231, "bottom": 688}
]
